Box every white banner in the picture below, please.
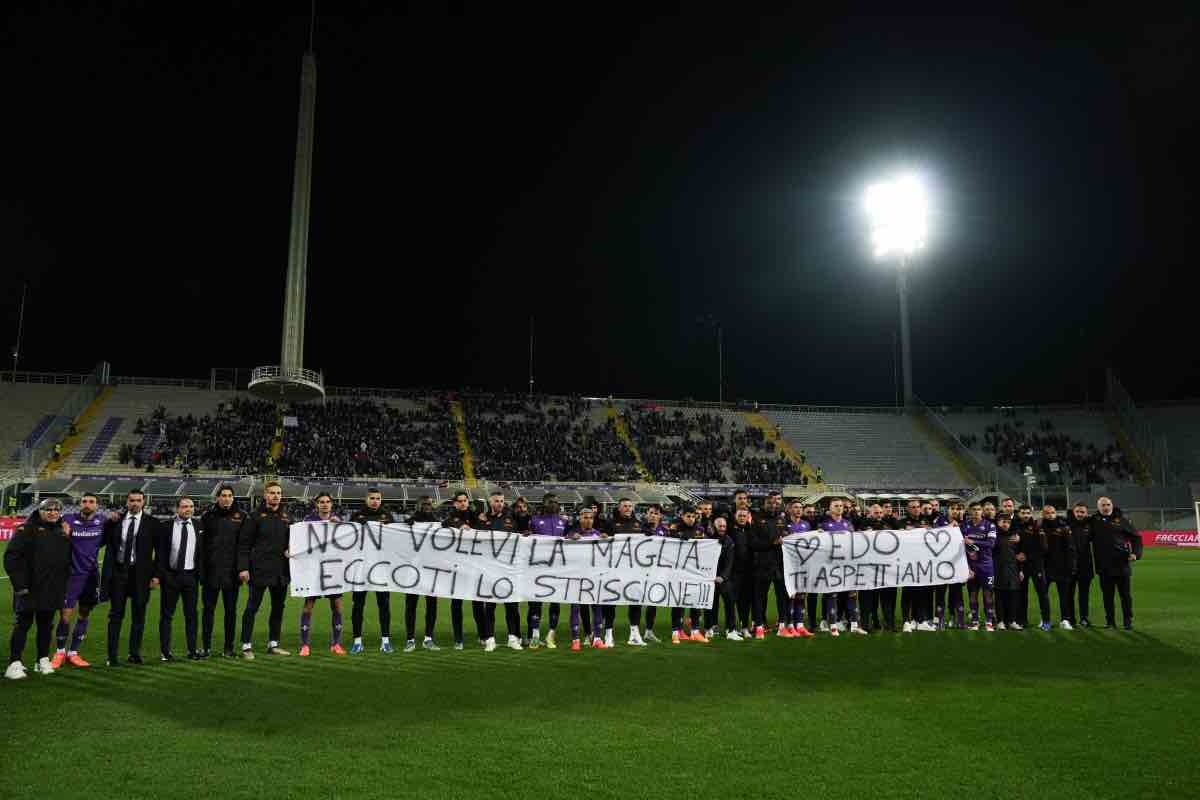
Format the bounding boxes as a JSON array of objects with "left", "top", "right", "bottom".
[
  {"left": 783, "top": 526, "right": 969, "bottom": 594},
  {"left": 289, "top": 522, "right": 721, "bottom": 608}
]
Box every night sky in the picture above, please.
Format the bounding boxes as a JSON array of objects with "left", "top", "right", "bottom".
[{"left": 4, "top": 5, "right": 1196, "bottom": 404}]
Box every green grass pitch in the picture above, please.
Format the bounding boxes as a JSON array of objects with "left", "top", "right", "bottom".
[{"left": 3, "top": 544, "right": 1198, "bottom": 799}]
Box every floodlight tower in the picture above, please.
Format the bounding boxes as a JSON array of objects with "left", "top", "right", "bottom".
[
  {"left": 248, "top": 48, "right": 325, "bottom": 402},
  {"left": 864, "top": 174, "right": 928, "bottom": 406}
]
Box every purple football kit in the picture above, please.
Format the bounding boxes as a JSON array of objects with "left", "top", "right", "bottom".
[
  {"left": 961, "top": 518, "right": 998, "bottom": 625},
  {"left": 819, "top": 517, "right": 860, "bottom": 626},
  {"left": 785, "top": 518, "right": 811, "bottom": 627},
  {"left": 527, "top": 513, "right": 569, "bottom": 639},
  {"left": 299, "top": 513, "right": 344, "bottom": 649},
  {"left": 62, "top": 511, "right": 105, "bottom": 608}
]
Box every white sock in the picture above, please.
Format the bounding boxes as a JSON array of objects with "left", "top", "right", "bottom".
[
  {"left": 56, "top": 647, "right": 65, "bottom": 654},
  {"left": 268, "top": 640, "right": 278, "bottom": 648},
  {"left": 423, "top": 636, "right": 432, "bottom": 643},
  {"left": 381, "top": 636, "right": 390, "bottom": 645},
  {"left": 630, "top": 626, "right": 640, "bottom": 637},
  {"left": 67, "top": 650, "right": 77, "bottom": 657},
  {"left": 242, "top": 643, "right": 252, "bottom": 651},
  {"left": 353, "top": 637, "right": 363, "bottom": 646}
]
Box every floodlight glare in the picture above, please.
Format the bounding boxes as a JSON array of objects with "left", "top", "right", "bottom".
[{"left": 864, "top": 174, "right": 928, "bottom": 259}]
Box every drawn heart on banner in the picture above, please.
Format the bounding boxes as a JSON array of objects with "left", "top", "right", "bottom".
[
  {"left": 924, "top": 529, "right": 952, "bottom": 558},
  {"left": 791, "top": 536, "right": 821, "bottom": 565}
]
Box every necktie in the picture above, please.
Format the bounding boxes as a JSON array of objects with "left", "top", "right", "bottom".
[
  {"left": 123, "top": 516, "right": 137, "bottom": 565},
  {"left": 176, "top": 520, "right": 190, "bottom": 571}
]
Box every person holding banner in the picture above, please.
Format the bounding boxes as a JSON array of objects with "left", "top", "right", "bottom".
[
  {"left": 749, "top": 492, "right": 793, "bottom": 640},
  {"left": 566, "top": 508, "right": 607, "bottom": 651},
  {"left": 478, "top": 491, "right": 524, "bottom": 651},
  {"left": 639, "top": 504, "right": 669, "bottom": 643},
  {"left": 819, "top": 499, "right": 868, "bottom": 636},
  {"left": 299, "top": 494, "right": 347, "bottom": 657},
  {"left": 404, "top": 495, "right": 440, "bottom": 652},
  {"left": 858, "top": 503, "right": 892, "bottom": 631},
  {"left": 445, "top": 491, "right": 480, "bottom": 649},
  {"left": 610, "top": 498, "right": 646, "bottom": 646},
  {"left": 933, "top": 501, "right": 966, "bottom": 629},
  {"left": 962, "top": 502, "right": 997, "bottom": 631},
  {"left": 526, "top": 494, "right": 568, "bottom": 649},
  {"left": 781, "top": 499, "right": 814, "bottom": 638},
  {"left": 668, "top": 506, "right": 708, "bottom": 644},
  {"left": 900, "top": 499, "right": 935, "bottom": 633},
  {"left": 350, "top": 490, "right": 394, "bottom": 654},
  {"left": 238, "top": 481, "right": 292, "bottom": 658}
]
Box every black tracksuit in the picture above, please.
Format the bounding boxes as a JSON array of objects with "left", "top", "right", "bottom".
[
  {"left": 730, "top": 521, "right": 755, "bottom": 630},
  {"left": 1015, "top": 519, "right": 1051, "bottom": 626},
  {"left": 350, "top": 507, "right": 393, "bottom": 641},
  {"left": 710, "top": 532, "right": 737, "bottom": 631},
  {"left": 405, "top": 511, "right": 438, "bottom": 641},
  {"left": 611, "top": 513, "right": 642, "bottom": 631},
  {"left": 443, "top": 508, "right": 477, "bottom": 643},
  {"left": 994, "top": 528, "right": 1022, "bottom": 626},
  {"left": 859, "top": 517, "right": 893, "bottom": 629},
  {"left": 1090, "top": 509, "right": 1142, "bottom": 627},
  {"left": 749, "top": 512, "right": 788, "bottom": 629},
  {"left": 199, "top": 503, "right": 245, "bottom": 653},
  {"left": 1042, "top": 516, "right": 1077, "bottom": 624},
  {"left": 476, "top": 508, "right": 520, "bottom": 641},
  {"left": 669, "top": 521, "right": 704, "bottom": 631},
  {"left": 1068, "top": 515, "right": 1095, "bottom": 623},
  {"left": 238, "top": 504, "right": 292, "bottom": 647}
]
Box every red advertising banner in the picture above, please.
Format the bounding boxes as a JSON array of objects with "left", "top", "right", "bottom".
[
  {"left": 1140, "top": 530, "right": 1200, "bottom": 548},
  {"left": 0, "top": 516, "right": 27, "bottom": 541}
]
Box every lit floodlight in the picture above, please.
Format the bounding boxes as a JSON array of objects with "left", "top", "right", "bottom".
[{"left": 864, "top": 174, "right": 928, "bottom": 259}]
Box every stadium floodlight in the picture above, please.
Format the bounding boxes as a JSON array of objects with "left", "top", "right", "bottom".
[
  {"left": 864, "top": 174, "right": 928, "bottom": 260},
  {"left": 864, "top": 173, "right": 929, "bottom": 406}
]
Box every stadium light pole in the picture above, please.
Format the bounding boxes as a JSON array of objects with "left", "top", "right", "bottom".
[{"left": 864, "top": 174, "right": 928, "bottom": 407}]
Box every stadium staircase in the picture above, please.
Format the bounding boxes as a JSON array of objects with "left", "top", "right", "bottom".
[
  {"left": 910, "top": 410, "right": 980, "bottom": 487},
  {"left": 1104, "top": 412, "right": 1153, "bottom": 487},
  {"left": 39, "top": 386, "right": 113, "bottom": 479},
  {"left": 450, "top": 399, "right": 478, "bottom": 487},
  {"left": 607, "top": 403, "right": 653, "bottom": 481},
  {"left": 740, "top": 411, "right": 817, "bottom": 484}
]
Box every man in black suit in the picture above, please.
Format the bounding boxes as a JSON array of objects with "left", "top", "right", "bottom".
[
  {"left": 101, "top": 490, "right": 160, "bottom": 667},
  {"left": 157, "top": 497, "right": 204, "bottom": 661}
]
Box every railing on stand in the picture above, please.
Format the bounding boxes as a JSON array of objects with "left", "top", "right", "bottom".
[{"left": 912, "top": 395, "right": 1022, "bottom": 490}]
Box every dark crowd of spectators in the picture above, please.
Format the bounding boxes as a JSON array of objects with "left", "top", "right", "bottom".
[
  {"left": 964, "top": 418, "right": 1132, "bottom": 483},
  {"left": 625, "top": 409, "right": 805, "bottom": 484},
  {"left": 120, "top": 397, "right": 276, "bottom": 474},
  {"left": 275, "top": 397, "right": 463, "bottom": 480},
  {"left": 463, "top": 394, "right": 637, "bottom": 482}
]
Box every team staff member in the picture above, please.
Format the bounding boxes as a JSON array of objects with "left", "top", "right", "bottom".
[
  {"left": 5, "top": 499, "right": 73, "bottom": 679},
  {"left": 710, "top": 516, "right": 739, "bottom": 639},
  {"left": 299, "top": 493, "right": 347, "bottom": 657},
  {"left": 404, "top": 496, "right": 440, "bottom": 652},
  {"left": 478, "top": 491, "right": 523, "bottom": 651},
  {"left": 350, "top": 489, "right": 394, "bottom": 653},
  {"left": 610, "top": 498, "right": 644, "bottom": 646},
  {"left": 199, "top": 484, "right": 244, "bottom": 657},
  {"left": 1014, "top": 505, "right": 1052, "bottom": 630},
  {"left": 859, "top": 503, "right": 893, "bottom": 631},
  {"left": 749, "top": 491, "right": 791, "bottom": 640},
  {"left": 1068, "top": 502, "right": 1095, "bottom": 626},
  {"left": 1041, "top": 505, "right": 1077, "bottom": 629},
  {"left": 238, "top": 481, "right": 292, "bottom": 659},
  {"left": 156, "top": 498, "right": 204, "bottom": 661},
  {"left": 1090, "top": 497, "right": 1142, "bottom": 630},
  {"left": 730, "top": 507, "right": 756, "bottom": 639},
  {"left": 444, "top": 491, "right": 479, "bottom": 649},
  {"left": 102, "top": 490, "right": 160, "bottom": 666},
  {"left": 933, "top": 501, "right": 965, "bottom": 629},
  {"left": 51, "top": 492, "right": 106, "bottom": 668}
]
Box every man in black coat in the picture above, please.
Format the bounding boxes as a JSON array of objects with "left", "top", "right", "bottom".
[
  {"left": 1041, "top": 505, "right": 1077, "bottom": 629},
  {"left": 749, "top": 491, "right": 789, "bottom": 639},
  {"left": 238, "top": 481, "right": 292, "bottom": 658},
  {"left": 199, "top": 484, "right": 244, "bottom": 657},
  {"left": 729, "top": 507, "right": 756, "bottom": 638},
  {"left": 1067, "top": 502, "right": 1095, "bottom": 626},
  {"left": 443, "top": 491, "right": 478, "bottom": 649},
  {"left": 475, "top": 491, "right": 523, "bottom": 650},
  {"left": 349, "top": 488, "right": 394, "bottom": 653},
  {"left": 710, "top": 515, "right": 738, "bottom": 638},
  {"left": 101, "top": 490, "right": 160, "bottom": 667},
  {"left": 1014, "top": 505, "right": 1052, "bottom": 630},
  {"left": 1090, "top": 497, "right": 1142, "bottom": 630},
  {"left": 156, "top": 497, "right": 204, "bottom": 661},
  {"left": 5, "top": 499, "right": 72, "bottom": 679}
]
